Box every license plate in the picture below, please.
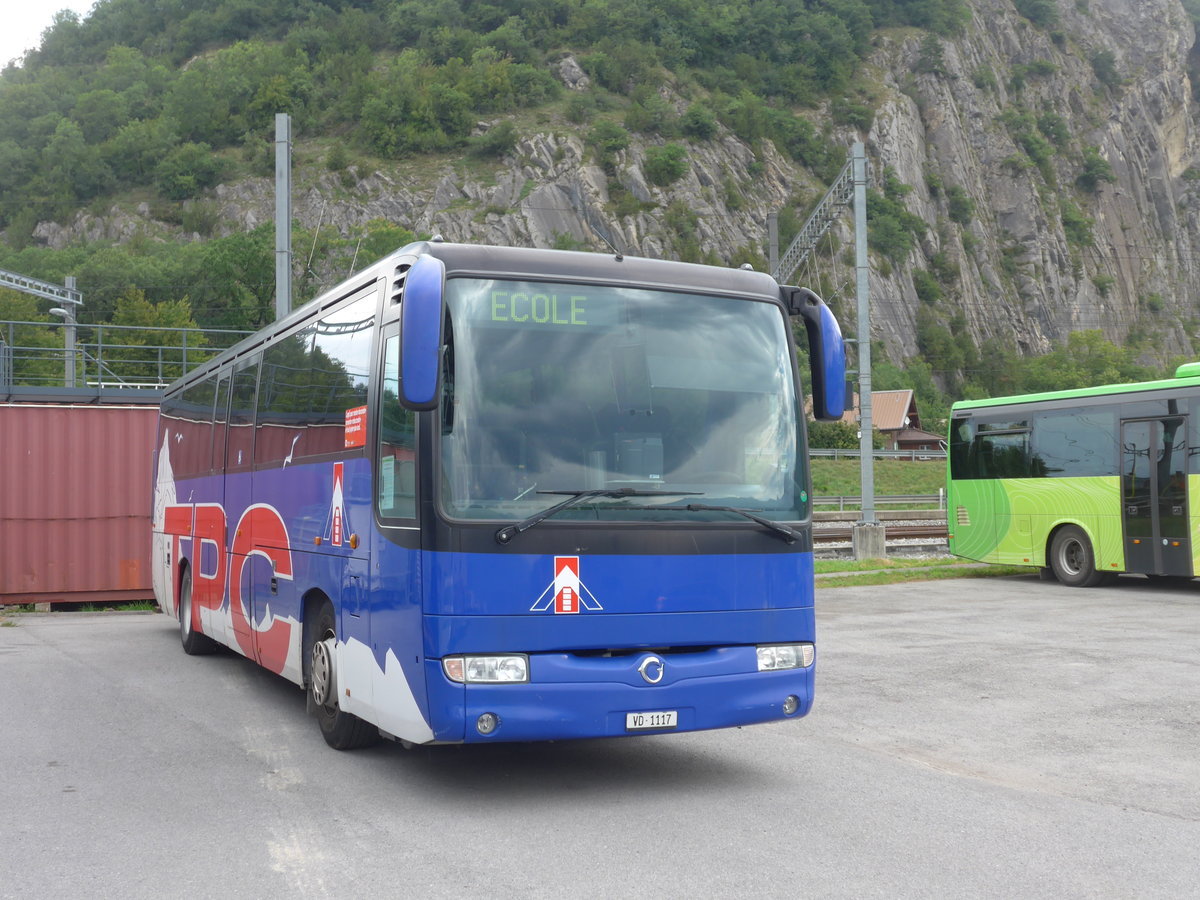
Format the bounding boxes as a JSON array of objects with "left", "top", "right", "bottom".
[{"left": 626, "top": 710, "right": 678, "bottom": 730}]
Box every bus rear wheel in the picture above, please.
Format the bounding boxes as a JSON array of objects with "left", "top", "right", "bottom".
[
  {"left": 179, "top": 568, "right": 218, "bottom": 655},
  {"left": 308, "top": 600, "right": 379, "bottom": 750},
  {"left": 1050, "top": 526, "right": 1107, "bottom": 588}
]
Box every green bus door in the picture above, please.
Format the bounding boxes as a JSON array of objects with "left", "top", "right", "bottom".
[{"left": 1121, "top": 417, "right": 1191, "bottom": 577}]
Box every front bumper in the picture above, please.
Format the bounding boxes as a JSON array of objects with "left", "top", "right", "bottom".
[{"left": 425, "top": 645, "right": 814, "bottom": 743}]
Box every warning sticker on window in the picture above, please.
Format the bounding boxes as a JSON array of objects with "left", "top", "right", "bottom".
[{"left": 344, "top": 405, "right": 367, "bottom": 449}]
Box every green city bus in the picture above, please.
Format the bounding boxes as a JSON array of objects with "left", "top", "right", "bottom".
[{"left": 948, "top": 362, "right": 1200, "bottom": 586}]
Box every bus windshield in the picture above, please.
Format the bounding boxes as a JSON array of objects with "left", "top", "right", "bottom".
[{"left": 439, "top": 277, "right": 804, "bottom": 522}]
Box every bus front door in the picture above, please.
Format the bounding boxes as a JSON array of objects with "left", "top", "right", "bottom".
[{"left": 1121, "top": 417, "right": 1191, "bottom": 577}]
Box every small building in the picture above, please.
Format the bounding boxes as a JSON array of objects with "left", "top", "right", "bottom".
[{"left": 842, "top": 389, "right": 945, "bottom": 453}]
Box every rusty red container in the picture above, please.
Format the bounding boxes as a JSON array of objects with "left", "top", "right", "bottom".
[{"left": 0, "top": 403, "right": 158, "bottom": 604}]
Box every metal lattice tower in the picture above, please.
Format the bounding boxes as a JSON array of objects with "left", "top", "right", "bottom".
[
  {"left": 771, "top": 154, "right": 869, "bottom": 286},
  {"left": 0, "top": 267, "right": 82, "bottom": 306}
]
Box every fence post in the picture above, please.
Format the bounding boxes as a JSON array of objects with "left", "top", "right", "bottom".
[
  {"left": 182, "top": 329, "right": 188, "bottom": 374},
  {"left": 96, "top": 324, "right": 104, "bottom": 387}
]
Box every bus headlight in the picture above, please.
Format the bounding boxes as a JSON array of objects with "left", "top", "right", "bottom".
[
  {"left": 756, "top": 643, "right": 815, "bottom": 671},
  {"left": 442, "top": 654, "right": 529, "bottom": 684}
]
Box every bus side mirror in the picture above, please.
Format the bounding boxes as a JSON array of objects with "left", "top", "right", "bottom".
[
  {"left": 783, "top": 286, "right": 846, "bottom": 421},
  {"left": 400, "top": 254, "right": 446, "bottom": 411}
]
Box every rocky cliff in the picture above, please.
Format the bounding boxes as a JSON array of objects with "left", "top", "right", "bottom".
[
  {"left": 32, "top": 0, "right": 1200, "bottom": 368},
  {"left": 867, "top": 0, "right": 1199, "bottom": 361}
]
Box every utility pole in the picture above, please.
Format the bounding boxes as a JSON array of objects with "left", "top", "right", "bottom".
[
  {"left": 850, "top": 141, "right": 884, "bottom": 559},
  {"left": 49, "top": 276, "right": 79, "bottom": 388},
  {"left": 770, "top": 142, "right": 883, "bottom": 558},
  {"left": 275, "top": 113, "right": 292, "bottom": 321},
  {"left": 767, "top": 213, "right": 779, "bottom": 277}
]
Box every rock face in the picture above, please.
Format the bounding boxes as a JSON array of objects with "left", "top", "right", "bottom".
[
  {"left": 29, "top": 1, "right": 1200, "bottom": 367},
  {"left": 863, "top": 0, "right": 1200, "bottom": 362}
]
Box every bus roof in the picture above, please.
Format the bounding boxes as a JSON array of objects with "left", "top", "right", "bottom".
[{"left": 951, "top": 361, "right": 1200, "bottom": 413}]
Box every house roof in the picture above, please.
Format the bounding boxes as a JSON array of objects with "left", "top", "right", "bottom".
[
  {"left": 836, "top": 389, "right": 919, "bottom": 431},
  {"left": 894, "top": 427, "right": 944, "bottom": 444}
]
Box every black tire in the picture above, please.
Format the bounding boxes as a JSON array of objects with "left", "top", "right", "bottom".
[
  {"left": 308, "top": 600, "right": 379, "bottom": 750},
  {"left": 179, "top": 568, "right": 218, "bottom": 655},
  {"left": 1049, "top": 526, "right": 1107, "bottom": 588}
]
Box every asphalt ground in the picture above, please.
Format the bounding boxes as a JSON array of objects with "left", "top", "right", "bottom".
[{"left": 1, "top": 573, "right": 1197, "bottom": 898}]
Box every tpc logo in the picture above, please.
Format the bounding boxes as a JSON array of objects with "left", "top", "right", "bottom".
[{"left": 530, "top": 556, "right": 603, "bottom": 614}]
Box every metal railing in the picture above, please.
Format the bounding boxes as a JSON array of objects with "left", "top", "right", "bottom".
[
  {"left": 810, "top": 448, "right": 947, "bottom": 461},
  {"left": 0, "top": 320, "right": 252, "bottom": 392},
  {"left": 815, "top": 492, "right": 946, "bottom": 510}
]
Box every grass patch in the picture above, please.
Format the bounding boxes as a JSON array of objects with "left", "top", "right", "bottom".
[
  {"left": 811, "top": 458, "right": 945, "bottom": 498},
  {"left": 814, "top": 557, "right": 971, "bottom": 574},
  {"left": 67, "top": 600, "right": 160, "bottom": 613},
  {"left": 816, "top": 564, "right": 1034, "bottom": 587}
]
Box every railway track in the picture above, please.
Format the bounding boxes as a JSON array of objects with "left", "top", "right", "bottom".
[{"left": 813, "top": 523, "right": 949, "bottom": 544}]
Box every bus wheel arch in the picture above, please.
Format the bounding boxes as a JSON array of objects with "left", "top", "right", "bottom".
[
  {"left": 304, "top": 593, "right": 379, "bottom": 750},
  {"left": 1048, "top": 524, "right": 1107, "bottom": 588},
  {"left": 178, "top": 562, "right": 218, "bottom": 655}
]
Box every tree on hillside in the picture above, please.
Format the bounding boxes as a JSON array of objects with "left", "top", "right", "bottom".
[{"left": 103, "top": 289, "right": 208, "bottom": 384}]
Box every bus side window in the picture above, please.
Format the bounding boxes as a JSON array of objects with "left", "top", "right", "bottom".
[
  {"left": 226, "top": 355, "right": 261, "bottom": 472},
  {"left": 970, "top": 431, "right": 1030, "bottom": 478},
  {"left": 378, "top": 334, "right": 416, "bottom": 518}
]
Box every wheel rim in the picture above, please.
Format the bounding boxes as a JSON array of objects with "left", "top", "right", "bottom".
[
  {"left": 180, "top": 576, "right": 192, "bottom": 637},
  {"left": 1060, "top": 538, "right": 1084, "bottom": 576},
  {"left": 311, "top": 636, "right": 334, "bottom": 708}
]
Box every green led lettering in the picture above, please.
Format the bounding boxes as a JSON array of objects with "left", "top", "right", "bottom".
[
  {"left": 510, "top": 292, "right": 529, "bottom": 322},
  {"left": 490, "top": 290, "right": 592, "bottom": 327}
]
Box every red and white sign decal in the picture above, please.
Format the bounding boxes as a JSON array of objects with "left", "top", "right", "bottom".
[
  {"left": 325, "top": 461, "right": 347, "bottom": 547},
  {"left": 531, "top": 556, "right": 603, "bottom": 614},
  {"left": 344, "top": 405, "right": 367, "bottom": 449},
  {"left": 555, "top": 556, "right": 579, "bottom": 614}
]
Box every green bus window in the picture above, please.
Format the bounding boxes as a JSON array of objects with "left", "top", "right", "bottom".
[{"left": 1030, "top": 410, "right": 1117, "bottom": 477}]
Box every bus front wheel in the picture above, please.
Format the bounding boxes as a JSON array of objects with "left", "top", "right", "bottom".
[
  {"left": 308, "top": 600, "right": 380, "bottom": 750},
  {"left": 1049, "top": 526, "right": 1107, "bottom": 588}
]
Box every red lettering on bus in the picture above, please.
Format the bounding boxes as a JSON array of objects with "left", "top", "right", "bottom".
[{"left": 165, "top": 501, "right": 294, "bottom": 675}]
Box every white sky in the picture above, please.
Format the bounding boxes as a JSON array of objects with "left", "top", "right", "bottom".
[{"left": 2, "top": 1, "right": 98, "bottom": 70}]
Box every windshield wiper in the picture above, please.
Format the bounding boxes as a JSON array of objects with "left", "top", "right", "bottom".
[
  {"left": 684, "top": 504, "right": 799, "bottom": 544},
  {"left": 495, "top": 487, "right": 701, "bottom": 544}
]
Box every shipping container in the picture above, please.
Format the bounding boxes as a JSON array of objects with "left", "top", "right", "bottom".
[{"left": 0, "top": 403, "right": 157, "bottom": 605}]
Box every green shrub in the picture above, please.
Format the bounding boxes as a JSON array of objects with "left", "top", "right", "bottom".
[
  {"left": 1037, "top": 113, "right": 1070, "bottom": 149},
  {"left": 1061, "top": 199, "right": 1093, "bottom": 247},
  {"left": 681, "top": 103, "right": 718, "bottom": 139},
  {"left": 915, "top": 35, "right": 946, "bottom": 76},
  {"left": 644, "top": 143, "right": 689, "bottom": 187},
  {"left": 913, "top": 268, "right": 943, "bottom": 304},
  {"left": 831, "top": 97, "right": 874, "bottom": 130},
  {"left": 155, "top": 141, "right": 225, "bottom": 201},
  {"left": 589, "top": 119, "right": 631, "bottom": 161},
  {"left": 624, "top": 93, "right": 679, "bottom": 136},
  {"left": 1090, "top": 50, "right": 1122, "bottom": 89},
  {"left": 1092, "top": 273, "right": 1115, "bottom": 297},
  {"left": 468, "top": 120, "right": 519, "bottom": 158},
  {"left": 946, "top": 185, "right": 974, "bottom": 226},
  {"left": 1076, "top": 145, "right": 1116, "bottom": 192},
  {"left": 1014, "top": 0, "right": 1059, "bottom": 28}
]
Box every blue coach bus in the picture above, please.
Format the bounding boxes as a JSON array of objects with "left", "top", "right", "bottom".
[{"left": 151, "top": 240, "right": 845, "bottom": 748}]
